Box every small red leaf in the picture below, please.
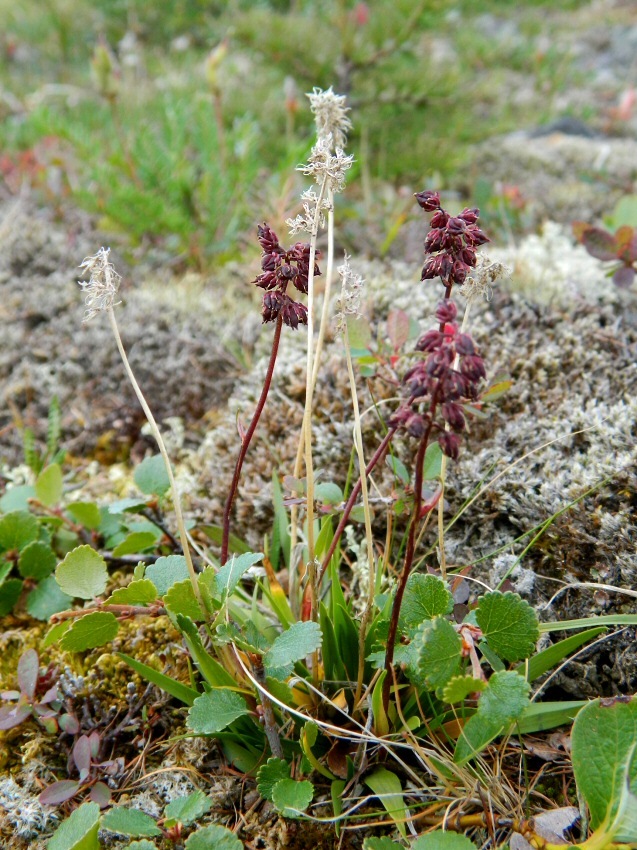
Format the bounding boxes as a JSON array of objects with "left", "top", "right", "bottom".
[
  {"left": 39, "top": 780, "right": 81, "bottom": 806},
  {"left": 581, "top": 227, "right": 617, "bottom": 261},
  {"left": 612, "top": 265, "right": 635, "bottom": 289},
  {"left": 59, "top": 713, "right": 80, "bottom": 735},
  {"left": 17, "top": 649, "right": 39, "bottom": 700},
  {"left": 89, "top": 781, "right": 112, "bottom": 808},
  {"left": 73, "top": 735, "right": 92, "bottom": 780},
  {"left": 0, "top": 702, "right": 32, "bottom": 730},
  {"left": 387, "top": 309, "right": 410, "bottom": 351}
]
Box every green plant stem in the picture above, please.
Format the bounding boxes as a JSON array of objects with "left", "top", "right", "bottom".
[
  {"left": 343, "top": 322, "right": 376, "bottom": 704},
  {"left": 221, "top": 313, "right": 283, "bottom": 565},
  {"left": 107, "top": 307, "right": 202, "bottom": 605},
  {"left": 382, "top": 394, "right": 440, "bottom": 710}
]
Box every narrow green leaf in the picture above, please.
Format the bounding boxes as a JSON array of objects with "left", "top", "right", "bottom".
[
  {"left": 476, "top": 591, "right": 539, "bottom": 662},
  {"left": 364, "top": 767, "right": 407, "bottom": 838},
  {"left": 517, "top": 700, "right": 586, "bottom": 734},
  {"left": 400, "top": 574, "right": 453, "bottom": 630},
  {"left": 117, "top": 653, "right": 198, "bottom": 706},
  {"left": 256, "top": 758, "right": 291, "bottom": 802},
  {"left": 105, "top": 579, "right": 158, "bottom": 606},
  {"left": 35, "top": 464, "right": 63, "bottom": 507},
  {"left": 363, "top": 839, "right": 403, "bottom": 850},
  {"left": 55, "top": 545, "right": 108, "bottom": 600},
  {"left": 571, "top": 696, "right": 637, "bottom": 832},
  {"left": 539, "top": 615, "right": 637, "bottom": 632},
  {"left": 46, "top": 801, "right": 100, "bottom": 850},
  {"left": 175, "top": 615, "right": 237, "bottom": 689},
  {"left": 18, "top": 540, "right": 57, "bottom": 580},
  {"left": 385, "top": 455, "right": 410, "bottom": 485},
  {"left": 187, "top": 689, "right": 249, "bottom": 735},
  {"left": 184, "top": 825, "right": 243, "bottom": 850},
  {"left": 200, "top": 524, "right": 250, "bottom": 554},
  {"left": 519, "top": 627, "right": 606, "bottom": 681},
  {"left": 134, "top": 455, "right": 171, "bottom": 497},
  {"left": 416, "top": 617, "right": 462, "bottom": 690},
  {"left": 101, "top": 807, "right": 162, "bottom": 837},
  {"left": 271, "top": 779, "right": 314, "bottom": 818},
  {"left": 0, "top": 510, "right": 39, "bottom": 553},
  {"left": 271, "top": 472, "right": 290, "bottom": 569}
]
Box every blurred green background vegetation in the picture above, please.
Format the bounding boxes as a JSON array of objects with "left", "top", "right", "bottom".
[{"left": 0, "top": 0, "right": 589, "bottom": 266}]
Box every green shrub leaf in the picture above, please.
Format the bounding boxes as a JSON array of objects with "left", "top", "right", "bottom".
[
  {"left": 571, "top": 696, "right": 637, "bottom": 836},
  {"left": 0, "top": 510, "right": 39, "bottom": 553},
  {"left": 112, "top": 531, "right": 159, "bottom": 558},
  {"left": 46, "top": 801, "right": 100, "bottom": 850},
  {"left": 256, "top": 758, "right": 291, "bottom": 802},
  {"left": 363, "top": 839, "right": 404, "bottom": 850},
  {"left": 416, "top": 617, "right": 462, "bottom": 690},
  {"left": 146, "top": 555, "right": 189, "bottom": 596},
  {"left": 271, "top": 779, "right": 314, "bottom": 817},
  {"left": 106, "top": 579, "right": 158, "bottom": 605},
  {"left": 412, "top": 832, "right": 477, "bottom": 849},
  {"left": 0, "top": 578, "right": 23, "bottom": 616},
  {"left": 186, "top": 689, "right": 249, "bottom": 734},
  {"left": 27, "top": 576, "right": 73, "bottom": 620},
  {"left": 101, "top": 807, "right": 162, "bottom": 837},
  {"left": 363, "top": 767, "right": 407, "bottom": 838},
  {"left": 442, "top": 675, "right": 487, "bottom": 704},
  {"left": 164, "top": 790, "right": 212, "bottom": 827},
  {"left": 184, "top": 825, "right": 243, "bottom": 850},
  {"left": 164, "top": 578, "right": 204, "bottom": 620},
  {"left": 125, "top": 842, "right": 157, "bottom": 850},
  {"left": 18, "top": 540, "right": 57, "bottom": 580},
  {"left": 66, "top": 502, "right": 102, "bottom": 530},
  {"left": 55, "top": 545, "right": 108, "bottom": 600},
  {"left": 214, "top": 552, "right": 263, "bottom": 598},
  {"left": 35, "top": 464, "right": 63, "bottom": 507},
  {"left": 60, "top": 612, "right": 119, "bottom": 652},
  {"left": 475, "top": 591, "right": 539, "bottom": 662},
  {"left": 400, "top": 574, "right": 453, "bottom": 630},
  {"left": 264, "top": 621, "right": 322, "bottom": 679},
  {"left": 134, "top": 455, "right": 171, "bottom": 497}
]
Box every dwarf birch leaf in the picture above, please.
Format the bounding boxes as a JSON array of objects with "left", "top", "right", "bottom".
[
  {"left": 35, "top": 464, "right": 63, "bottom": 507},
  {"left": 364, "top": 767, "right": 407, "bottom": 838},
  {"left": 186, "top": 689, "right": 248, "bottom": 735},
  {"left": 264, "top": 621, "right": 322, "bottom": 672},
  {"left": 134, "top": 455, "right": 171, "bottom": 497},
  {"left": 164, "top": 579, "right": 204, "bottom": 620},
  {"left": 146, "top": 555, "right": 189, "bottom": 595},
  {"left": 363, "top": 839, "right": 404, "bottom": 850},
  {"left": 66, "top": 502, "right": 102, "bottom": 530},
  {"left": 27, "top": 576, "right": 73, "bottom": 621},
  {"left": 476, "top": 591, "right": 539, "bottom": 662},
  {"left": 257, "top": 758, "right": 291, "bottom": 802},
  {"left": 184, "top": 825, "right": 243, "bottom": 850},
  {"left": 164, "top": 790, "right": 212, "bottom": 827},
  {"left": 416, "top": 617, "right": 462, "bottom": 690},
  {"left": 19, "top": 540, "right": 57, "bottom": 579},
  {"left": 55, "top": 545, "right": 108, "bottom": 600},
  {"left": 271, "top": 779, "right": 314, "bottom": 817},
  {"left": 0, "top": 579, "right": 23, "bottom": 615},
  {"left": 101, "top": 807, "right": 162, "bottom": 837},
  {"left": 400, "top": 574, "right": 453, "bottom": 629},
  {"left": 571, "top": 696, "right": 637, "bottom": 832},
  {"left": 443, "top": 675, "right": 487, "bottom": 704},
  {"left": 0, "top": 510, "right": 39, "bottom": 552},
  {"left": 214, "top": 552, "right": 263, "bottom": 598},
  {"left": 112, "top": 532, "right": 158, "bottom": 558},
  {"left": 412, "top": 833, "right": 477, "bottom": 850},
  {"left": 125, "top": 843, "right": 157, "bottom": 850},
  {"left": 46, "top": 801, "right": 100, "bottom": 850},
  {"left": 106, "top": 579, "right": 158, "bottom": 605},
  {"left": 60, "top": 612, "right": 119, "bottom": 652}
]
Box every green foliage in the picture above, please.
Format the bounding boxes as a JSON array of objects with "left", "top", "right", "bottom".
[
  {"left": 186, "top": 689, "right": 249, "bottom": 735},
  {"left": 101, "top": 807, "right": 162, "bottom": 838},
  {"left": 46, "top": 801, "right": 100, "bottom": 850},
  {"left": 271, "top": 779, "right": 314, "bottom": 818},
  {"left": 256, "top": 758, "right": 291, "bottom": 802},
  {"left": 164, "top": 790, "right": 212, "bottom": 827},
  {"left": 364, "top": 768, "right": 407, "bottom": 838},
  {"left": 415, "top": 617, "right": 462, "bottom": 691},
  {"left": 184, "top": 825, "right": 243, "bottom": 850},
  {"left": 264, "top": 621, "right": 322, "bottom": 678},
  {"left": 133, "top": 455, "right": 171, "bottom": 497},
  {"left": 59, "top": 611, "right": 120, "bottom": 652},
  {"left": 399, "top": 574, "right": 453, "bottom": 630},
  {"left": 55, "top": 545, "right": 108, "bottom": 600},
  {"left": 412, "top": 834, "right": 477, "bottom": 849},
  {"left": 475, "top": 591, "right": 539, "bottom": 662}
]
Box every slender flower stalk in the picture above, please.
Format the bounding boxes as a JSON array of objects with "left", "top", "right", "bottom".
[{"left": 78, "top": 249, "right": 202, "bottom": 605}]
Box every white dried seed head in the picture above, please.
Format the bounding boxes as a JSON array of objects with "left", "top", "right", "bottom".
[
  {"left": 460, "top": 254, "right": 510, "bottom": 303},
  {"left": 78, "top": 247, "right": 121, "bottom": 321},
  {"left": 335, "top": 254, "right": 365, "bottom": 336},
  {"left": 307, "top": 86, "right": 351, "bottom": 150}
]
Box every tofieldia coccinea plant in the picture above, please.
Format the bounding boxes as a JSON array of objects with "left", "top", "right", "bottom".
[{"left": 20, "top": 95, "right": 637, "bottom": 846}]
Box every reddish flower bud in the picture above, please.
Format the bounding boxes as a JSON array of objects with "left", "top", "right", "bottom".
[
  {"left": 459, "top": 208, "right": 479, "bottom": 224},
  {"left": 451, "top": 260, "right": 469, "bottom": 284},
  {"left": 430, "top": 209, "right": 449, "bottom": 228},
  {"left": 415, "top": 329, "right": 443, "bottom": 352},
  {"left": 424, "top": 229, "right": 445, "bottom": 252},
  {"left": 439, "top": 431, "right": 461, "bottom": 460},
  {"left": 257, "top": 223, "right": 281, "bottom": 253},
  {"left": 262, "top": 290, "right": 284, "bottom": 322},
  {"left": 441, "top": 402, "right": 466, "bottom": 431},
  {"left": 455, "top": 333, "right": 475, "bottom": 356},
  {"left": 415, "top": 190, "right": 441, "bottom": 211},
  {"left": 460, "top": 354, "right": 486, "bottom": 381},
  {"left": 461, "top": 246, "right": 477, "bottom": 266},
  {"left": 446, "top": 216, "right": 467, "bottom": 235},
  {"left": 435, "top": 299, "right": 458, "bottom": 324},
  {"left": 406, "top": 413, "right": 427, "bottom": 438},
  {"left": 464, "top": 225, "right": 489, "bottom": 246}
]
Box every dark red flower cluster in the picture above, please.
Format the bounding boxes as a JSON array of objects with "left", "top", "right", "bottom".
[
  {"left": 390, "top": 299, "right": 486, "bottom": 459},
  {"left": 254, "top": 223, "right": 320, "bottom": 329},
  {"left": 414, "top": 190, "right": 489, "bottom": 287}
]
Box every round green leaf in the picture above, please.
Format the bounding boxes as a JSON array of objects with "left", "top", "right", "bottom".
[
  {"left": 60, "top": 612, "right": 119, "bottom": 652},
  {"left": 0, "top": 510, "right": 39, "bottom": 553},
  {"left": 256, "top": 758, "right": 290, "bottom": 802},
  {"left": 184, "top": 825, "right": 243, "bottom": 850},
  {"left": 271, "top": 778, "right": 314, "bottom": 817},
  {"left": 416, "top": 617, "right": 462, "bottom": 690},
  {"left": 412, "top": 832, "right": 477, "bottom": 850},
  {"left": 442, "top": 675, "right": 487, "bottom": 704},
  {"left": 164, "top": 790, "right": 212, "bottom": 826},
  {"left": 0, "top": 485, "right": 35, "bottom": 512},
  {"left": 146, "top": 555, "right": 189, "bottom": 596},
  {"left": 101, "top": 807, "right": 162, "bottom": 837},
  {"left": 400, "top": 574, "right": 453, "bottom": 630},
  {"left": 134, "top": 455, "right": 171, "bottom": 497},
  {"left": 476, "top": 591, "right": 539, "bottom": 662},
  {"left": 112, "top": 531, "right": 159, "bottom": 558},
  {"left": 46, "top": 801, "right": 100, "bottom": 850},
  {"left": 0, "top": 578, "right": 23, "bottom": 616},
  {"left": 164, "top": 578, "right": 204, "bottom": 621},
  {"left": 186, "top": 689, "right": 249, "bottom": 735},
  {"left": 105, "top": 579, "right": 158, "bottom": 606},
  {"left": 55, "top": 545, "right": 108, "bottom": 600},
  {"left": 18, "top": 540, "right": 57, "bottom": 579},
  {"left": 264, "top": 621, "right": 322, "bottom": 671},
  {"left": 27, "top": 576, "right": 73, "bottom": 621},
  {"left": 66, "top": 502, "right": 102, "bottom": 530}
]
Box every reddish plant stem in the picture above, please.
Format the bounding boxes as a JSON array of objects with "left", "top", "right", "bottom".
[
  {"left": 382, "top": 388, "right": 442, "bottom": 710},
  {"left": 221, "top": 314, "right": 283, "bottom": 564},
  {"left": 318, "top": 426, "right": 397, "bottom": 584}
]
